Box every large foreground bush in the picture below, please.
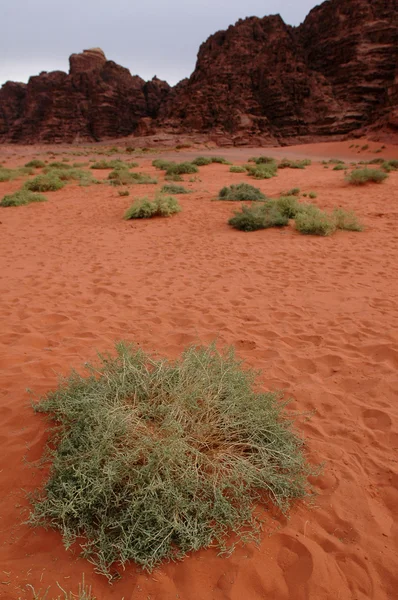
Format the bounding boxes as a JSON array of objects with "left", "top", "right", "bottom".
[{"left": 29, "top": 343, "right": 314, "bottom": 577}]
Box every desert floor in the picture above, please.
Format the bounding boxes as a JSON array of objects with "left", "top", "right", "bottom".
[{"left": 0, "top": 140, "right": 397, "bottom": 600}]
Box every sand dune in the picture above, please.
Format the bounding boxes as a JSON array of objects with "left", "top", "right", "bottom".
[{"left": 0, "top": 141, "right": 397, "bottom": 599}]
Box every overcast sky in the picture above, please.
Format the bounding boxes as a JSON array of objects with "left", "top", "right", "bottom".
[{"left": 1, "top": 0, "right": 321, "bottom": 87}]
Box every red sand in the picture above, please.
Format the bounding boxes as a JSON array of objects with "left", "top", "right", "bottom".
[{"left": 0, "top": 141, "right": 397, "bottom": 599}]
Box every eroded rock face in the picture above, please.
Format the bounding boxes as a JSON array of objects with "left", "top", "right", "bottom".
[
  {"left": 0, "top": 48, "right": 170, "bottom": 143},
  {"left": 0, "top": 0, "right": 397, "bottom": 144},
  {"left": 161, "top": 0, "right": 398, "bottom": 141}
]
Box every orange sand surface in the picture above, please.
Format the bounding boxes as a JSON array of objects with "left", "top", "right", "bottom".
[{"left": 0, "top": 141, "right": 397, "bottom": 599}]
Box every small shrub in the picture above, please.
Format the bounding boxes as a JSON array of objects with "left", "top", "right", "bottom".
[
  {"left": 25, "top": 159, "right": 45, "bottom": 168},
  {"left": 165, "top": 173, "right": 183, "bottom": 182},
  {"left": 278, "top": 159, "right": 311, "bottom": 170},
  {"left": 328, "top": 159, "right": 345, "bottom": 165},
  {"left": 0, "top": 167, "right": 33, "bottom": 182},
  {"left": 209, "top": 156, "right": 231, "bottom": 164},
  {"left": 275, "top": 196, "right": 301, "bottom": 218},
  {"left": 0, "top": 189, "right": 47, "bottom": 207},
  {"left": 248, "top": 156, "right": 275, "bottom": 165},
  {"left": 333, "top": 208, "right": 363, "bottom": 231},
  {"left": 382, "top": 160, "right": 398, "bottom": 172},
  {"left": 25, "top": 174, "right": 65, "bottom": 192},
  {"left": 91, "top": 159, "right": 127, "bottom": 170},
  {"left": 230, "top": 166, "right": 247, "bottom": 173},
  {"left": 346, "top": 168, "right": 388, "bottom": 185},
  {"left": 245, "top": 163, "right": 277, "bottom": 179},
  {"left": 118, "top": 190, "right": 130, "bottom": 197},
  {"left": 152, "top": 159, "right": 176, "bottom": 171},
  {"left": 218, "top": 183, "right": 266, "bottom": 202},
  {"left": 108, "top": 170, "right": 157, "bottom": 186},
  {"left": 161, "top": 184, "right": 189, "bottom": 194},
  {"left": 308, "top": 192, "right": 317, "bottom": 199},
  {"left": 368, "top": 158, "right": 385, "bottom": 165},
  {"left": 295, "top": 206, "right": 336, "bottom": 236},
  {"left": 192, "top": 156, "right": 212, "bottom": 166},
  {"left": 166, "top": 162, "right": 198, "bottom": 175},
  {"left": 229, "top": 202, "right": 288, "bottom": 231},
  {"left": 333, "top": 164, "right": 345, "bottom": 171},
  {"left": 361, "top": 144, "right": 369, "bottom": 151},
  {"left": 285, "top": 188, "right": 300, "bottom": 196},
  {"left": 124, "top": 195, "right": 181, "bottom": 219},
  {"left": 47, "top": 161, "right": 73, "bottom": 169}
]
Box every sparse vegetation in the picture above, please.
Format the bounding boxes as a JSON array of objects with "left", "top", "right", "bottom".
[
  {"left": 118, "top": 190, "right": 130, "bottom": 197},
  {"left": 25, "top": 159, "right": 46, "bottom": 169},
  {"left": 165, "top": 173, "right": 183, "bottom": 182},
  {"left": 245, "top": 163, "right": 278, "bottom": 179},
  {"left": 0, "top": 189, "right": 47, "bottom": 207},
  {"left": 278, "top": 159, "right": 311, "bottom": 170},
  {"left": 108, "top": 170, "right": 157, "bottom": 186},
  {"left": 25, "top": 174, "right": 65, "bottom": 192},
  {"left": 0, "top": 166, "right": 33, "bottom": 182},
  {"left": 333, "top": 164, "right": 345, "bottom": 171},
  {"left": 152, "top": 159, "right": 176, "bottom": 171},
  {"left": 382, "top": 160, "right": 398, "bottom": 173},
  {"left": 123, "top": 195, "right": 181, "bottom": 219},
  {"left": 160, "top": 184, "right": 190, "bottom": 194},
  {"left": 285, "top": 188, "right": 300, "bottom": 196},
  {"left": 248, "top": 156, "right": 276, "bottom": 165},
  {"left": 294, "top": 205, "right": 336, "bottom": 236},
  {"left": 333, "top": 208, "right": 363, "bottom": 231},
  {"left": 29, "top": 342, "right": 314, "bottom": 577},
  {"left": 346, "top": 168, "right": 388, "bottom": 185},
  {"left": 229, "top": 202, "right": 288, "bottom": 231},
  {"left": 166, "top": 162, "right": 199, "bottom": 176},
  {"left": 218, "top": 183, "right": 266, "bottom": 202},
  {"left": 90, "top": 159, "right": 128, "bottom": 170},
  {"left": 26, "top": 576, "right": 95, "bottom": 600},
  {"left": 229, "top": 166, "right": 247, "bottom": 173}
]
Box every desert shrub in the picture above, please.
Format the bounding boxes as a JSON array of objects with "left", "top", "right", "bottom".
[
  {"left": 166, "top": 162, "right": 199, "bottom": 175},
  {"left": 308, "top": 192, "right": 317, "bottom": 199},
  {"left": 192, "top": 156, "right": 212, "bottom": 166},
  {"left": 161, "top": 184, "right": 189, "bottom": 194},
  {"left": 28, "top": 342, "right": 313, "bottom": 577},
  {"left": 229, "top": 202, "right": 288, "bottom": 231},
  {"left": 346, "top": 168, "right": 388, "bottom": 185},
  {"left": 25, "top": 174, "right": 65, "bottom": 192},
  {"left": 382, "top": 160, "right": 398, "bottom": 172},
  {"left": 0, "top": 189, "right": 47, "bottom": 207},
  {"left": 368, "top": 158, "right": 385, "bottom": 165},
  {"left": 25, "top": 159, "right": 45, "bottom": 168},
  {"left": 285, "top": 188, "right": 300, "bottom": 196},
  {"left": 118, "top": 190, "right": 130, "bottom": 197},
  {"left": 0, "top": 166, "right": 33, "bottom": 182},
  {"left": 245, "top": 163, "right": 277, "bottom": 179},
  {"left": 48, "top": 161, "right": 73, "bottom": 169},
  {"left": 333, "top": 164, "right": 345, "bottom": 171},
  {"left": 361, "top": 144, "right": 369, "bottom": 151},
  {"left": 90, "top": 159, "right": 127, "bottom": 170},
  {"left": 275, "top": 196, "right": 301, "bottom": 219},
  {"left": 165, "top": 173, "right": 183, "bottom": 182},
  {"left": 248, "top": 156, "right": 275, "bottom": 165},
  {"left": 218, "top": 183, "right": 266, "bottom": 201},
  {"left": 332, "top": 208, "right": 363, "bottom": 231},
  {"left": 295, "top": 206, "right": 336, "bottom": 236},
  {"left": 108, "top": 170, "right": 157, "bottom": 186},
  {"left": 152, "top": 159, "right": 176, "bottom": 171},
  {"left": 209, "top": 156, "right": 231, "bottom": 164},
  {"left": 230, "top": 166, "right": 247, "bottom": 173},
  {"left": 328, "top": 159, "right": 345, "bottom": 165},
  {"left": 124, "top": 195, "right": 181, "bottom": 219},
  {"left": 278, "top": 159, "right": 311, "bottom": 169}
]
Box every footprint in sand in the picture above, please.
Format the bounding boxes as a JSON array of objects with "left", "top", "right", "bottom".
[
  {"left": 362, "top": 409, "right": 392, "bottom": 431},
  {"left": 276, "top": 534, "right": 313, "bottom": 598}
]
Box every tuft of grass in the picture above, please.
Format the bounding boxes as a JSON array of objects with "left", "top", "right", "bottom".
[
  {"left": 245, "top": 163, "right": 277, "bottom": 179},
  {"left": 346, "top": 168, "right": 388, "bottom": 185},
  {"left": 218, "top": 183, "right": 266, "bottom": 202},
  {"left": 118, "top": 190, "right": 130, "bottom": 197},
  {"left": 25, "top": 174, "right": 65, "bottom": 192},
  {"left": 285, "top": 188, "right": 300, "bottom": 196},
  {"left": 108, "top": 170, "right": 157, "bottom": 186},
  {"left": 28, "top": 342, "right": 314, "bottom": 577},
  {"left": 0, "top": 189, "right": 47, "bottom": 207},
  {"left": 90, "top": 160, "right": 128, "bottom": 170},
  {"left": 25, "top": 575, "right": 95, "bottom": 600},
  {"left": 166, "top": 162, "right": 199, "bottom": 176},
  {"left": 25, "top": 159, "right": 46, "bottom": 168},
  {"left": 165, "top": 173, "right": 183, "bottom": 182},
  {"left": 123, "top": 195, "right": 181, "bottom": 219},
  {"left": 229, "top": 202, "right": 289, "bottom": 231},
  {"left": 229, "top": 166, "right": 247, "bottom": 173},
  {"left": 0, "top": 166, "right": 33, "bottom": 182},
  {"left": 278, "top": 159, "right": 311, "bottom": 170},
  {"left": 248, "top": 156, "right": 276, "bottom": 165},
  {"left": 333, "top": 208, "right": 363, "bottom": 231},
  {"left": 160, "top": 184, "right": 189, "bottom": 194},
  {"left": 294, "top": 205, "right": 336, "bottom": 236},
  {"left": 308, "top": 192, "right": 317, "bottom": 199}
]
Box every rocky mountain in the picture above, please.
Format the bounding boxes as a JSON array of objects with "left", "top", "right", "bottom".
[
  {"left": 0, "top": 0, "right": 397, "bottom": 144},
  {"left": 0, "top": 48, "right": 170, "bottom": 143}
]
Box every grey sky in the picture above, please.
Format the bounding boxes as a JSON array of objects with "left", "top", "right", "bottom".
[{"left": 1, "top": 0, "right": 321, "bottom": 87}]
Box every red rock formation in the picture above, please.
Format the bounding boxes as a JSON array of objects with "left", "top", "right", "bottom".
[
  {"left": 0, "top": 49, "right": 170, "bottom": 143},
  {"left": 0, "top": 0, "right": 397, "bottom": 144}
]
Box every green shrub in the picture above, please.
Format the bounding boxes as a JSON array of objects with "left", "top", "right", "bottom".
[
  {"left": 165, "top": 173, "right": 183, "bottom": 182},
  {"left": 295, "top": 206, "right": 336, "bottom": 236},
  {"left": 0, "top": 167, "right": 33, "bottom": 182},
  {"left": 245, "top": 163, "right": 277, "bottom": 179},
  {"left": 124, "top": 195, "right": 181, "bottom": 219},
  {"left": 118, "top": 190, "right": 130, "bottom": 197},
  {"left": 209, "top": 156, "right": 231, "bottom": 164},
  {"left": 218, "top": 183, "right": 266, "bottom": 201},
  {"left": 166, "top": 162, "right": 199, "bottom": 175},
  {"left": 332, "top": 208, "right": 363, "bottom": 231},
  {"left": 160, "top": 184, "right": 189, "bottom": 194},
  {"left": 285, "top": 188, "right": 300, "bottom": 196},
  {"left": 248, "top": 156, "right": 275, "bottom": 165},
  {"left": 229, "top": 166, "right": 247, "bottom": 173},
  {"left": 192, "top": 156, "right": 212, "bottom": 166},
  {"left": 275, "top": 196, "right": 301, "bottom": 218},
  {"left": 25, "top": 159, "right": 45, "bottom": 168},
  {"left": 108, "top": 170, "right": 157, "bottom": 186},
  {"left": 90, "top": 159, "right": 128, "bottom": 170},
  {"left": 328, "top": 159, "right": 345, "bottom": 165},
  {"left": 368, "top": 158, "right": 385, "bottom": 165},
  {"left": 308, "top": 192, "right": 317, "bottom": 199},
  {"left": 361, "top": 144, "right": 369, "bottom": 151},
  {"left": 278, "top": 159, "right": 311, "bottom": 170},
  {"left": 0, "top": 189, "right": 47, "bottom": 207},
  {"left": 25, "top": 174, "right": 65, "bottom": 192},
  {"left": 346, "top": 168, "right": 388, "bottom": 185},
  {"left": 333, "top": 164, "right": 345, "bottom": 171},
  {"left": 229, "top": 202, "right": 288, "bottom": 231},
  {"left": 28, "top": 343, "right": 313, "bottom": 577},
  {"left": 382, "top": 160, "right": 398, "bottom": 172},
  {"left": 47, "top": 161, "right": 73, "bottom": 169},
  {"left": 152, "top": 159, "right": 176, "bottom": 171}
]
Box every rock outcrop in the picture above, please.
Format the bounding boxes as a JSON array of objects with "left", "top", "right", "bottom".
[
  {"left": 0, "top": 0, "right": 397, "bottom": 144},
  {"left": 0, "top": 48, "right": 170, "bottom": 143}
]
